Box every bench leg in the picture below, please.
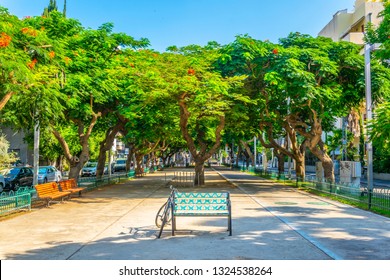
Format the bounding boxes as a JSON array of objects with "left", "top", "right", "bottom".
[
  {"left": 172, "top": 213, "right": 176, "bottom": 236},
  {"left": 228, "top": 214, "right": 232, "bottom": 236}
]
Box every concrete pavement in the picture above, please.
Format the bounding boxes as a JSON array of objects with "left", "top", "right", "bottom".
[
  {"left": 0, "top": 167, "right": 389, "bottom": 260},
  {"left": 215, "top": 167, "right": 390, "bottom": 260}
]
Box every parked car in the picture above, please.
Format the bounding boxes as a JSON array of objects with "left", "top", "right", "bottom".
[
  {"left": 113, "top": 158, "right": 127, "bottom": 172},
  {"left": 81, "top": 162, "right": 108, "bottom": 177},
  {"left": 0, "top": 174, "right": 5, "bottom": 192},
  {"left": 1, "top": 167, "right": 34, "bottom": 191},
  {"left": 38, "top": 166, "right": 62, "bottom": 184},
  {"left": 81, "top": 162, "right": 97, "bottom": 177}
]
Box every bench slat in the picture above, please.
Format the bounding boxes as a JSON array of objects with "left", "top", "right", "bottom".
[
  {"left": 176, "top": 192, "right": 228, "bottom": 199},
  {"left": 175, "top": 198, "right": 228, "bottom": 204},
  {"left": 59, "top": 179, "right": 85, "bottom": 196}
]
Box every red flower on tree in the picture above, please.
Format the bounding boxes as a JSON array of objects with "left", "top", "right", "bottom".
[
  {"left": 0, "top": 33, "right": 12, "bottom": 48},
  {"left": 27, "top": 58, "right": 38, "bottom": 69},
  {"left": 272, "top": 49, "right": 279, "bottom": 55},
  {"left": 21, "top": 27, "right": 37, "bottom": 37},
  {"left": 64, "top": 57, "right": 72, "bottom": 65},
  {"left": 49, "top": 51, "right": 55, "bottom": 59},
  {"left": 187, "top": 68, "right": 195, "bottom": 75}
]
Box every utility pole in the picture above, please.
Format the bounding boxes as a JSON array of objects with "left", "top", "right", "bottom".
[
  {"left": 253, "top": 136, "right": 257, "bottom": 169},
  {"left": 364, "top": 27, "right": 374, "bottom": 206},
  {"left": 33, "top": 115, "right": 40, "bottom": 186},
  {"left": 364, "top": 13, "right": 382, "bottom": 207},
  {"left": 287, "top": 97, "right": 292, "bottom": 178},
  {"left": 63, "top": 0, "right": 67, "bottom": 17}
]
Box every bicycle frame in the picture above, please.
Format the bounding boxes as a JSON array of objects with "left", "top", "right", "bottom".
[{"left": 157, "top": 186, "right": 177, "bottom": 238}]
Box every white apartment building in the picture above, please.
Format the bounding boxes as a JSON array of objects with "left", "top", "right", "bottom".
[
  {"left": 317, "top": 0, "right": 384, "bottom": 164},
  {"left": 319, "top": 0, "right": 384, "bottom": 45}
]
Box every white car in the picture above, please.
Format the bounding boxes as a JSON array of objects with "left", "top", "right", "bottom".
[
  {"left": 38, "top": 166, "right": 62, "bottom": 184},
  {"left": 81, "top": 162, "right": 98, "bottom": 177},
  {"left": 81, "top": 162, "right": 108, "bottom": 177}
]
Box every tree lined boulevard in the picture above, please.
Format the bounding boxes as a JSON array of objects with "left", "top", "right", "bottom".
[
  {"left": 1, "top": 167, "right": 390, "bottom": 260},
  {"left": 0, "top": 1, "right": 389, "bottom": 186}
]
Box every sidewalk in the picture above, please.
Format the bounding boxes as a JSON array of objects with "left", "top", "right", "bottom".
[
  {"left": 214, "top": 167, "right": 390, "bottom": 260},
  {"left": 0, "top": 167, "right": 389, "bottom": 260}
]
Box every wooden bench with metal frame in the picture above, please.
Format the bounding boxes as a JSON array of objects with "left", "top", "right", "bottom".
[
  {"left": 34, "top": 182, "right": 71, "bottom": 207},
  {"left": 58, "top": 178, "right": 86, "bottom": 197}
]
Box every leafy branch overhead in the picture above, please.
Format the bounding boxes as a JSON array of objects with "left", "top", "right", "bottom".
[{"left": 0, "top": 2, "right": 389, "bottom": 180}]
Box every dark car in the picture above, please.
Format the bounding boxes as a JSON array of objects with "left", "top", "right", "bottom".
[{"left": 2, "top": 167, "right": 34, "bottom": 191}]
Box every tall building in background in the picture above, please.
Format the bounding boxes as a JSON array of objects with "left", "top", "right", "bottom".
[
  {"left": 317, "top": 0, "right": 384, "bottom": 171},
  {"left": 319, "top": 0, "right": 384, "bottom": 45}
]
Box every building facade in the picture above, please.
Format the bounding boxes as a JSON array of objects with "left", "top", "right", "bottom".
[
  {"left": 1, "top": 127, "right": 33, "bottom": 166},
  {"left": 319, "top": 0, "right": 384, "bottom": 45},
  {"left": 317, "top": 0, "right": 385, "bottom": 177}
]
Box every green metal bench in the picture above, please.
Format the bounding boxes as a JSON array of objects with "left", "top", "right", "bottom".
[
  {"left": 171, "top": 192, "right": 232, "bottom": 236},
  {"left": 128, "top": 170, "right": 136, "bottom": 178}
]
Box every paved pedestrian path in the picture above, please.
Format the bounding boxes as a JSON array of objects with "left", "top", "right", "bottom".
[
  {"left": 0, "top": 167, "right": 389, "bottom": 260},
  {"left": 215, "top": 167, "right": 390, "bottom": 260}
]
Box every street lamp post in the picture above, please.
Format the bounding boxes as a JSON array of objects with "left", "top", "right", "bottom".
[
  {"left": 364, "top": 37, "right": 381, "bottom": 208},
  {"left": 33, "top": 110, "right": 40, "bottom": 186},
  {"left": 287, "top": 97, "right": 292, "bottom": 178},
  {"left": 254, "top": 136, "right": 257, "bottom": 170}
]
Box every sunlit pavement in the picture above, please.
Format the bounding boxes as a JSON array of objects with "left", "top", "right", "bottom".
[{"left": 0, "top": 167, "right": 389, "bottom": 260}]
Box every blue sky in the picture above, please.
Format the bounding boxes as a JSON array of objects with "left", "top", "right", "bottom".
[{"left": 0, "top": 0, "right": 356, "bottom": 51}]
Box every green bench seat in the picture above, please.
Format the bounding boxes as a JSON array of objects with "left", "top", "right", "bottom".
[{"left": 171, "top": 192, "right": 232, "bottom": 236}]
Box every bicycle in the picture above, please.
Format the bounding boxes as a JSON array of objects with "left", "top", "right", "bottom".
[{"left": 156, "top": 186, "right": 177, "bottom": 238}]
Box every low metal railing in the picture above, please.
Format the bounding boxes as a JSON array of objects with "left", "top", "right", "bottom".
[
  {"left": 0, "top": 191, "right": 32, "bottom": 215},
  {"left": 0, "top": 173, "right": 134, "bottom": 216},
  {"left": 172, "top": 171, "right": 199, "bottom": 187},
  {"left": 77, "top": 173, "right": 131, "bottom": 191},
  {"left": 241, "top": 166, "right": 390, "bottom": 213}
]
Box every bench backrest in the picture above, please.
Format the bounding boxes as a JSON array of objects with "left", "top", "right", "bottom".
[
  {"left": 174, "top": 192, "right": 230, "bottom": 214},
  {"left": 59, "top": 179, "right": 77, "bottom": 191},
  {"left": 35, "top": 182, "right": 60, "bottom": 197}
]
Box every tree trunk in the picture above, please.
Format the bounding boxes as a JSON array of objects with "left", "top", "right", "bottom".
[
  {"left": 51, "top": 112, "right": 101, "bottom": 181},
  {"left": 68, "top": 159, "right": 85, "bottom": 180},
  {"left": 240, "top": 140, "right": 254, "bottom": 166},
  {"left": 126, "top": 152, "right": 132, "bottom": 172},
  {"left": 135, "top": 153, "right": 144, "bottom": 175},
  {"left": 274, "top": 150, "right": 285, "bottom": 175},
  {"left": 52, "top": 129, "right": 90, "bottom": 181},
  {"left": 258, "top": 130, "right": 306, "bottom": 180},
  {"left": 310, "top": 143, "right": 335, "bottom": 183},
  {"left": 178, "top": 95, "right": 225, "bottom": 186},
  {"left": 96, "top": 123, "right": 123, "bottom": 178},
  {"left": 295, "top": 156, "right": 305, "bottom": 181},
  {"left": 150, "top": 152, "right": 156, "bottom": 171},
  {"left": 96, "top": 151, "right": 107, "bottom": 178},
  {"left": 145, "top": 154, "right": 151, "bottom": 169},
  {"left": 194, "top": 159, "right": 205, "bottom": 186},
  {"left": 322, "top": 156, "right": 335, "bottom": 183}
]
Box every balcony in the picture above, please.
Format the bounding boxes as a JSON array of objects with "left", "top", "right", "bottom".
[{"left": 341, "top": 32, "right": 365, "bottom": 45}]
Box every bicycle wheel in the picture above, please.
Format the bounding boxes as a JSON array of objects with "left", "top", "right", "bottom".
[
  {"left": 155, "top": 201, "right": 172, "bottom": 228},
  {"left": 157, "top": 202, "right": 172, "bottom": 238}
]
